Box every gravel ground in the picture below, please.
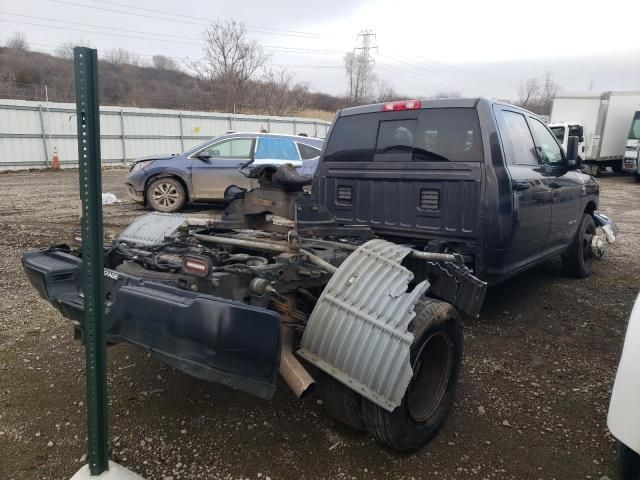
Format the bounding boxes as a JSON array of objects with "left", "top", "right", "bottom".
[{"left": 0, "top": 168, "right": 638, "bottom": 480}]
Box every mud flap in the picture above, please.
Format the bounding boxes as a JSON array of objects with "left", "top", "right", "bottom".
[{"left": 298, "top": 239, "right": 429, "bottom": 412}]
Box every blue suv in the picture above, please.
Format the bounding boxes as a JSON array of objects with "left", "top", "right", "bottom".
[{"left": 125, "top": 132, "right": 324, "bottom": 212}]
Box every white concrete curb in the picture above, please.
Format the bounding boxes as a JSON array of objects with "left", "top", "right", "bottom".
[{"left": 70, "top": 461, "right": 145, "bottom": 479}]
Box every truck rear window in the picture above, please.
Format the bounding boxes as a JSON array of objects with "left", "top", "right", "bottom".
[{"left": 324, "top": 108, "right": 483, "bottom": 162}]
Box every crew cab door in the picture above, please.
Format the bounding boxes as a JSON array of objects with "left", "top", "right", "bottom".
[
  {"left": 191, "top": 137, "right": 255, "bottom": 200},
  {"left": 494, "top": 107, "right": 552, "bottom": 271},
  {"left": 527, "top": 116, "right": 583, "bottom": 254}
]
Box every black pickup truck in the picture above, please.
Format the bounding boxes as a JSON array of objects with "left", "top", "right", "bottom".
[
  {"left": 315, "top": 97, "right": 617, "bottom": 282},
  {"left": 21, "top": 98, "right": 615, "bottom": 453}
]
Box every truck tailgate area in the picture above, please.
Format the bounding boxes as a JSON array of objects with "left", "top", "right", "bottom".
[{"left": 316, "top": 162, "right": 482, "bottom": 241}]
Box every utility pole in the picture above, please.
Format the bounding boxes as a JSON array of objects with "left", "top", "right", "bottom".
[{"left": 350, "top": 30, "right": 377, "bottom": 102}]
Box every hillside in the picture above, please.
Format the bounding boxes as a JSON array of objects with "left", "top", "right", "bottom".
[{"left": 0, "top": 47, "right": 342, "bottom": 117}]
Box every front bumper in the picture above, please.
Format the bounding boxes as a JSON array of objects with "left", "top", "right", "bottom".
[
  {"left": 22, "top": 249, "right": 282, "bottom": 399},
  {"left": 126, "top": 183, "right": 145, "bottom": 203}
]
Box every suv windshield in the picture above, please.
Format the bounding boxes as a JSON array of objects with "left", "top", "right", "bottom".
[{"left": 324, "top": 108, "right": 483, "bottom": 162}]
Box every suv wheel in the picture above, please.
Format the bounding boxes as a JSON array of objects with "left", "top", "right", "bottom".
[
  {"left": 360, "top": 298, "right": 463, "bottom": 452},
  {"left": 146, "top": 177, "right": 186, "bottom": 213},
  {"left": 562, "top": 213, "right": 596, "bottom": 278}
]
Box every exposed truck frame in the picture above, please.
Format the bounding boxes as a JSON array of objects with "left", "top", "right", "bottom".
[{"left": 23, "top": 163, "right": 486, "bottom": 452}]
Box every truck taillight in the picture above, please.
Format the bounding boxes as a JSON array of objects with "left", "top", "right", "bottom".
[
  {"left": 382, "top": 100, "right": 421, "bottom": 111},
  {"left": 182, "top": 255, "right": 210, "bottom": 278}
]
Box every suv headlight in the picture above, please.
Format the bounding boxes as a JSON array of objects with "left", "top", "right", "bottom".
[{"left": 130, "top": 160, "right": 152, "bottom": 172}]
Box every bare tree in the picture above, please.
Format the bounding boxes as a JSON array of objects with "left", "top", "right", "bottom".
[
  {"left": 260, "top": 67, "right": 309, "bottom": 116},
  {"left": 198, "top": 20, "right": 270, "bottom": 112},
  {"left": 54, "top": 40, "right": 92, "bottom": 59},
  {"left": 152, "top": 55, "right": 181, "bottom": 71},
  {"left": 516, "top": 72, "right": 559, "bottom": 114},
  {"left": 344, "top": 51, "right": 377, "bottom": 104},
  {"left": 0, "top": 70, "right": 17, "bottom": 98},
  {"left": 6, "top": 32, "right": 29, "bottom": 51},
  {"left": 540, "top": 71, "right": 558, "bottom": 113},
  {"left": 375, "top": 78, "right": 398, "bottom": 102},
  {"left": 103, "top": 47, "right": 142, "bottom": 66},
  {"left": 518, "top": 77, "right": 541, "bottom": 108}
]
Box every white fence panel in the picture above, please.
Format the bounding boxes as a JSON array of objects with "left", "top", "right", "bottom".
[{"left": 0, "top": 99, "right": 331, "bottom": 170}]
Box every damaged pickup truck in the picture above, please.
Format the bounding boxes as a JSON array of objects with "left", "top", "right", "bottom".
[{"left": 22, "top": 98, "right": 616, "bottom": 452}]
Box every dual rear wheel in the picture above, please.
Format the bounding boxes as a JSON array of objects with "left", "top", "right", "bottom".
[{"left": 318, "top": 298, "right": 463, "bottom": 452}]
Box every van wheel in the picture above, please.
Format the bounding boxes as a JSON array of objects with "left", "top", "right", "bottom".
[
  {"left": 618, "top": 442, "right": 640, "bottom": 480},
  {"left": 317, "top": 371, "right": 366, "bottom": 431},
  {"left": 360, "top": 298, "right": 463, "bottom": 452},
  {"left": 634, "top": 173, "right": 640, "bottom": 183},
  {"left": 562, "top": 213, "right": 596, "bottom": 278},
  {"left": 146, "top": 178, "right": 186, "bottom": 213},
  {"left": 611, "top": 160, "right": 624, "bottom": 174}
]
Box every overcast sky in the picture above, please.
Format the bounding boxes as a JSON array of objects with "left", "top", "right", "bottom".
[{"left": 2, "top": 0, "right": 639, "bottom": 99}]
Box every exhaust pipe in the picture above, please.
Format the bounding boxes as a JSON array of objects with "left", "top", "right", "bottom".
[{"left": 280, "top": 325, "right": 316, "bottom": 399}]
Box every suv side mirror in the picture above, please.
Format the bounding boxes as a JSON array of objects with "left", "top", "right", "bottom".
[
  {"left": 197, "top": 151, "right": 212, "bottom": 161},
  {"left": 565, "top": 135, "right": 581, "bottom": 168}
]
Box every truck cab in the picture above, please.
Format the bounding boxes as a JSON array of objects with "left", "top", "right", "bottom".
[
  {"left": 549, "top": 121, "right": 586, "bottom": 161},
  {"left": 314, "top": 98, "right": 610, "bottom": 284},
  {"left": 623, "top": 111, "right": 640, "bottom": 178}
]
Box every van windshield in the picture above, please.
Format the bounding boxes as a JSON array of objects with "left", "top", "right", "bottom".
[
  {"left": 324, "top": 108, "right": 483, "bottom": 162},
  {"left": 629, "top": 112, "right": 640, "bottom": 140},
  {"left": 550, "top": 126, "right": 565, "bottom": 143}
]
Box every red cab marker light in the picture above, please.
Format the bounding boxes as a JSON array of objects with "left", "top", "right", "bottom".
[
  {"left": 182, "top": 255, "right": 210, "bottom": 278},
  {"left": 382, "top": 100, "right": 421, "bottom": 111}
]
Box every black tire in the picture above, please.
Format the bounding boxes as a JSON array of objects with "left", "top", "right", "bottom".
[
  {"left": 562, "top": 213, "right": 596, "bottom": 278},
  {"left": 618, "top": 442, "right": 640, "bottom": 480},
  {"left": 360, "top": 298, "right": 463, "bottom": 452},
  {"left": 317, "top": 371, "right": 366, "bottom": 431},
  {"left": 634, "top": 173, "right": 640, "bottom": 183},
  {"left": 146, "top": 177, "right": 186, "bottom": 213},
  {"left": 612, "top": 160, "right": 624, "bottom": 174}
]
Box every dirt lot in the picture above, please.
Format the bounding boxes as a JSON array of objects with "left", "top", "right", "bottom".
[{"left": 0, "top": 168, "right": 638, "bottom": 480}]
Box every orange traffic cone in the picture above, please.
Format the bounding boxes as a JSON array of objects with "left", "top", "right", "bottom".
[{"left": 52, "top": 146, "right": 60, "bottom": 170}]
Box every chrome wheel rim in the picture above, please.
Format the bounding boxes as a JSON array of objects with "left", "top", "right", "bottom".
[{"left": 152, "top": 182, "right": 179, "bottom": 208}]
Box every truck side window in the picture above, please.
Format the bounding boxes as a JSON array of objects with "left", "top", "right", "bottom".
[
  {"left": 497, "top": 111, "right": 538, "bottom": 166},
  {"left": 528, "top": 118, "right": 563, "bottom": 165}
]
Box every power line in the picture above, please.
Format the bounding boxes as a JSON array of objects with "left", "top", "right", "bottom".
[
  {"left": 377, "top": 54, "right": 472, "bottom": 85},
  {"left": 93, "top": 0, "right": 328, "bottom": 38},
  {"left": 50, "top": 0, "right": 326, "bottom": 39},
  {"left": 375, "top": 62, "right": 460, "bottom": 90},
  {"left": 0, "top": 13, "right": 343, "bottom": 55}
]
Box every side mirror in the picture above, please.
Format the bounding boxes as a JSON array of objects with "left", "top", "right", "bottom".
[
  {"left": 565, "top": 135, "right": 581, "bottom": 168},
  {"left": 197, "top": 151, "right": 212, "bottom": 161}
]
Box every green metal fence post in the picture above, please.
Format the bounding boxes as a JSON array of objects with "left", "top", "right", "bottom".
[{"left": 73, "top": 46, "right": 109, "bottom": 476}]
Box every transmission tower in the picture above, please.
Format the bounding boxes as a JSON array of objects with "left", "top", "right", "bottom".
[{"left": 352, "top": 30, "right": 378, "bottom": 101}]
